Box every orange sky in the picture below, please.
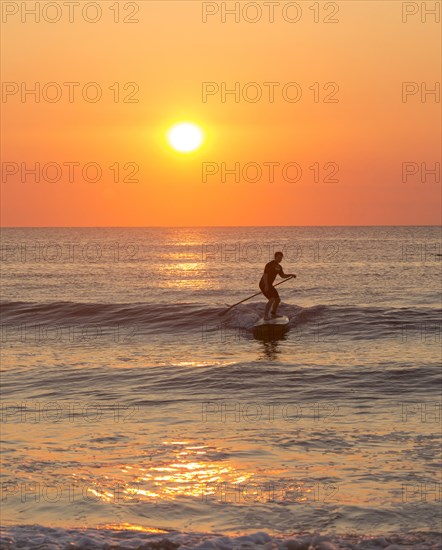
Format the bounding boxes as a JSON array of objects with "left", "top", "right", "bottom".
[{"left": 1, "top": 0, "right": 441, "bottom": 226}]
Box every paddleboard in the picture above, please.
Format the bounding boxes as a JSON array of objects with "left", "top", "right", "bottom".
[{"left": 254, "top": 315, "right": 289, "bottom": 328}]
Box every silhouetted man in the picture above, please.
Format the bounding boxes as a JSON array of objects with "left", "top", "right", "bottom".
[{"left": 259, "top": 251, "right": 295, "bottom": 320}]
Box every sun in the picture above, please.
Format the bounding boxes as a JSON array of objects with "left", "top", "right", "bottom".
[{"left": 167, "top": 122, "right": 204, "bottom": 153}]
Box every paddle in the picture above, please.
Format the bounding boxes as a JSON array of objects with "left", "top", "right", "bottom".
[{"left": 219, "top": 275, "right": 295, "bottom": 316}]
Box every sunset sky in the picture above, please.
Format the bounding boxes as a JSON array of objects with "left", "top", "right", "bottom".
[{"left": 2, "top": 0, "right": 440, "bottom": 226}]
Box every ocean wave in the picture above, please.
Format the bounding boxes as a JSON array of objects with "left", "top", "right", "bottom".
[{"left": 1, "top": 301, "right": 440, "bottom": 341}]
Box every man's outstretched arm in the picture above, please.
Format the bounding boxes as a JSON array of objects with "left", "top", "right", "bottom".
[{"left": 279, "top": 266, "right": 296, "bottom": 279}]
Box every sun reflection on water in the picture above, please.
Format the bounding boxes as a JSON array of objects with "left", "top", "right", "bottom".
[
  {"left": 97, "top": 523, "right": 168, "bottom": 533},
  {"left": 79, "top": 442, "right": 255, "bottom": 504}
]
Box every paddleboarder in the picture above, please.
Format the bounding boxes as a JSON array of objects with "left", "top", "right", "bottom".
[{"left": 259, "top": 252, "right": 296, "bottom": 320}]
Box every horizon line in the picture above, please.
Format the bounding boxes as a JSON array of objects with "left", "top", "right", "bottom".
[{"left": 1, "top": 224, "right": 441, "bottom": 229}]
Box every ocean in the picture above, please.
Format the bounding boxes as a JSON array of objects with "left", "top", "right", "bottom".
[{"left": 1, "top": 226, "right": 441, "bottom": 549}]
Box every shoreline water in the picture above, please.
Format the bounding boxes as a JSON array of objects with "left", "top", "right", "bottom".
[{"left": 1, "top": 526, "right": 441, "bottom": 549}]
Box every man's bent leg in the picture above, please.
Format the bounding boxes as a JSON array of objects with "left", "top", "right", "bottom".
[
  {"left": 264, "top": 297, "right": 275, "bottom": 319},
  {"left": 271, "top": 296, "right": 281, "bottom": 316}
]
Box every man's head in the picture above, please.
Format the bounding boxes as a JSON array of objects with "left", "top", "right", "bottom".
[{"left": 274, "top": 251, "right": 283, "bottom": 263}]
